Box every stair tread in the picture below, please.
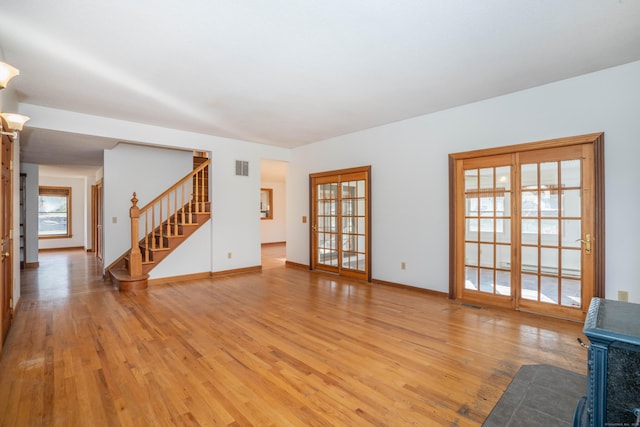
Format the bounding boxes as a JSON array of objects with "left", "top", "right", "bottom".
[{"left": 109, "top": 267, "right": 148, "bottom": 281}]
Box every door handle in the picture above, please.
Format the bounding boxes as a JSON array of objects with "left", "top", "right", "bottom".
[
  {"left": 1, "top": 252, "right": 9, "bottom": 258},
  {"left": 576, "top": 234, "right": 591, "bottom": 255},
  {"left": 312, "top": 224, "right": 318, "bottom": 232}
]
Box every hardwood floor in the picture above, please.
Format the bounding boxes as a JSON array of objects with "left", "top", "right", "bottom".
[{"left": 0, "top": 246, "right": 587, "bottom": 426}]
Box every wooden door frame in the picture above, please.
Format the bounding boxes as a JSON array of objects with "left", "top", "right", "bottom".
[
  {"left": 0, "top": 124, "right": 14, "bottom": 352},
  {"left": 309, "top": 165, "right": 372, "bottom": 282},
  {"left": 93, "top": 179, "right": 103, "bottom": 260},
  {"left": 448, "top": 133, "right": 605, "bottom": 304}
]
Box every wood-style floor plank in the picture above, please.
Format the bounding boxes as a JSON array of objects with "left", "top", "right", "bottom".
[{"left": 0, "top": 247, "right": 587, "bottom": 426}]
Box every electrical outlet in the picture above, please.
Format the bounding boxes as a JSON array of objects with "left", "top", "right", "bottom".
[
  {"left": 112, "top": 216, "right": 117, "bottom": 224},
  {"left": 401, "top": 261, "right": 406, "bottom": 270},
  {"left": 618, "top": 290, "right": 629, "bottom": 302},
  {"left": 227, "top": 252, "right": 232, "bottom": 259}
]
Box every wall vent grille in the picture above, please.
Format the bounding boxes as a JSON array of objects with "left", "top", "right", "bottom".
[{"left": 235, "top": 160, "right": 249, "bottom": 176}]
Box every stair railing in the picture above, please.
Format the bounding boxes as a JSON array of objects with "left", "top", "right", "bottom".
[{"left": 127, "top": 160, "right": 210, "bottom": 276}]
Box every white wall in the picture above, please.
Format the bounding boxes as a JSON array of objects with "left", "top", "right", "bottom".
[
  {"left": 148, "top": 221, "right": 211, "bottom": 280},
  {"left": 260, "top": 180, "right": 286, "bottom": 244},
  {"left": 103, "top": 143, "right": 193, "bottom": 268},
  {"left": 20, "top": 163, "right": 39, "bottom": 264},
  {"left": 38, "top": 175, "right": 87, "bottom": 250},
  {"left": 287, "top": 60, "right": 640, "bottom": 303}
]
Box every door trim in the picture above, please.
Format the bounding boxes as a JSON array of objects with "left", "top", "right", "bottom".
[
  {"left": 448, "top": 133, "right": 605, "bottom": 305},
  {"left": 309, "top": 165, "right": 371, "bottom": 281}
]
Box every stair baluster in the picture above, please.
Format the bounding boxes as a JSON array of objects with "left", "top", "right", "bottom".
[{"left": 107, "top": 159, "right": 210, "bottom": 291}]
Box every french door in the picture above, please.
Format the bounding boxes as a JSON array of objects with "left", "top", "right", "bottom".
[
  {"left": 310, "top": 166, "right": 371, "bottom": 281},
  {"left": 450, "top": 134, "right": 604, "bottom": 320}
]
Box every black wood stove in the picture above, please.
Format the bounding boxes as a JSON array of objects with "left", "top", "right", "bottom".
[{"left": 574, "top": 298, "right": 640, "bottom": 426}]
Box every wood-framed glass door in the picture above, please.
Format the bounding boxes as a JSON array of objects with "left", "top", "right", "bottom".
[
  {"left": 450, "top": 134, "right": 604, "bottom": 320},
  {"left": 310, "top": 166, "right": 371, "bottom": 281},
  {"left": 516, "top": 145, "right": 594, "bottom": 318}
]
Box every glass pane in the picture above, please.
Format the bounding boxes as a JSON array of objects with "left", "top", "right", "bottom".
[
  {"left": 357, "top": 236, "right": 365, "bottom": 253},
  {"left": 479, "top": 196, "right": 494, "bottom": 216},
  {"left": 357, "top": 199, "right": 365, "bottom": 216},
  {"left": 521, "top": 219, "right": 538, "bottom": 245},
  {"left": 562, "top": 249, "right": 581, "bottom": 277},
  {"left": 342, "top": 235, "right": 353, "bottom": 251},
  {"left": 343, "top": 252, "right": 354, "bottom": 269},
  {"left": 479, "top": 243, "right": 494, "bottom": 268},
  {"left": 341, "top": 181, "right": 352, "bottom": 198},
  {"left": 540, "top": 190, "right": 558, "bottom": 217},
  {"left": 540, "top": 276, "right": 559, "bottom": 304},
  {"left": 561, "top": 160, "right": 580, "bottom": 188},
  {"left": 495, "top": 244, "right": 510, "bottom": 270},
  {"left": 465, "top": 243, "right": 478, "bottom": 266},
  {"left": 496, "top": 271, "right": 511, "bottom": 296},
  {"left": 561, "top": 278, "right": 581, "bottom": 307},
  {"left": 540, "top": 248, "right": 558, "bottom": 275},
  {"left": 479, "top": 168, "right": 493, "bottom": 190},
  {"left": 38, "top": 212, "right": 68, "bottom": 236},
  {"left": 329, "top": 251, "right": 338, "bottom": 266},
  {"left": 466, "top": 195, "right": 478, "bottom": 216},
  {"left": 496, "top": 219, "right": 510, "bottom": 243},
  {"left": 496, "top": 193, "right": 510, "bottom": 217},
  {"left": 479, "top": 219, "right": 494, "bottom": 242},
  {"left": 342, "top": 217, "right": 352, "bottom": 233},
  {"left": 540, "top": 162, "right": 558, "bottom": 187},
  {"left": 357, "top": 180, "right": 365, "bottom": 196},
  {"left": 521, "top": 191, "right": 538, "bottom": 217},
  {"left": 342, "top": 200, "right": 354, "bottom": 216},
  {"left": 562, "top": 189, "right": 581, "bottom": 217},
  {"left": 521, "top": 246, "right": 538, "bottom": 272},
  {"left": 465, "top": 267, "right": 478, "bottom": 290},
  {"left": 540, "top": 220, "right": 558, "bottom": 246},
  {"left": 496, "top": 166, "right": 510, "bottom": 190},
  {"left": 466, "top": 218, "right": 478, "bottom": 241},
  {"left": 357, "top": 217, "right": 365, "bottom": 234},
  {"left": 465, "top": 169, "right": 478, "bottom": 191},
  {"left": 480, "top": 269, "right": 494, "bottom": 293},
  {"left": 561, "top": 220, "right": 581, "bottom": 247},
  {"left": 521, "top": 164, "right": 538, "bottom": 188},
  {"left": 521, "top": 274, "right": 538, "bottom": 300}
]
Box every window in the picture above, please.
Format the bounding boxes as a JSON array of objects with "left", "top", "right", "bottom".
[{"left": 38, "top": 186, "right": 72, "bottom": 238}]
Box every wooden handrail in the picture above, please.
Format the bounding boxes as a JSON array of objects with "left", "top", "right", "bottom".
[
  {"left": 137, "top": 160, "right": 210, "bottom": 212},
  {"left": 128, "top": 160, "right": 210, "bottom": 273}
]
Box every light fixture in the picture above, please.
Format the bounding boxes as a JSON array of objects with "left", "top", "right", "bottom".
[
  {"left": 0, "top": 62, "right": 20, "bottom": 90},
  {"left": 0, "top": 112, "right": 30, "bottom": 138}
]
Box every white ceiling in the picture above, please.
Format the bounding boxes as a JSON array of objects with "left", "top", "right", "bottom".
[{"left": 2, "top": 1, "right": 640, "bottom": 170}]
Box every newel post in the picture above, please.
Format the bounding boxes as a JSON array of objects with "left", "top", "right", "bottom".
[{"left": 129, "top": 192, "right": 143, "bottom": 277}]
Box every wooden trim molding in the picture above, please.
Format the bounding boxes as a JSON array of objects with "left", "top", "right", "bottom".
[
  {"left": 372, "top": 278, "right": 448, "bottom": 298},
  {"left": 210, "top": 266, "right": 262, "bottom": 279},
  {"left": 148, "top": 272, "right": 212, "bottom": 286},
  {"left": 39, "top": 246, "right": 85, "bottom": 252},
  {"left": 285, "top": 260, "right": 310, "bottom": 270},
  {"left": 593, "top": 133, "right": 605, "bottom": 298},
  {"left": 24, "top": 262, "right": 39, "bottom": 269}
]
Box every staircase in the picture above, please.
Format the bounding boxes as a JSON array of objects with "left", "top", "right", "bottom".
[{"left": 107, "top": 157, "right": 211, "bottom": 291}]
